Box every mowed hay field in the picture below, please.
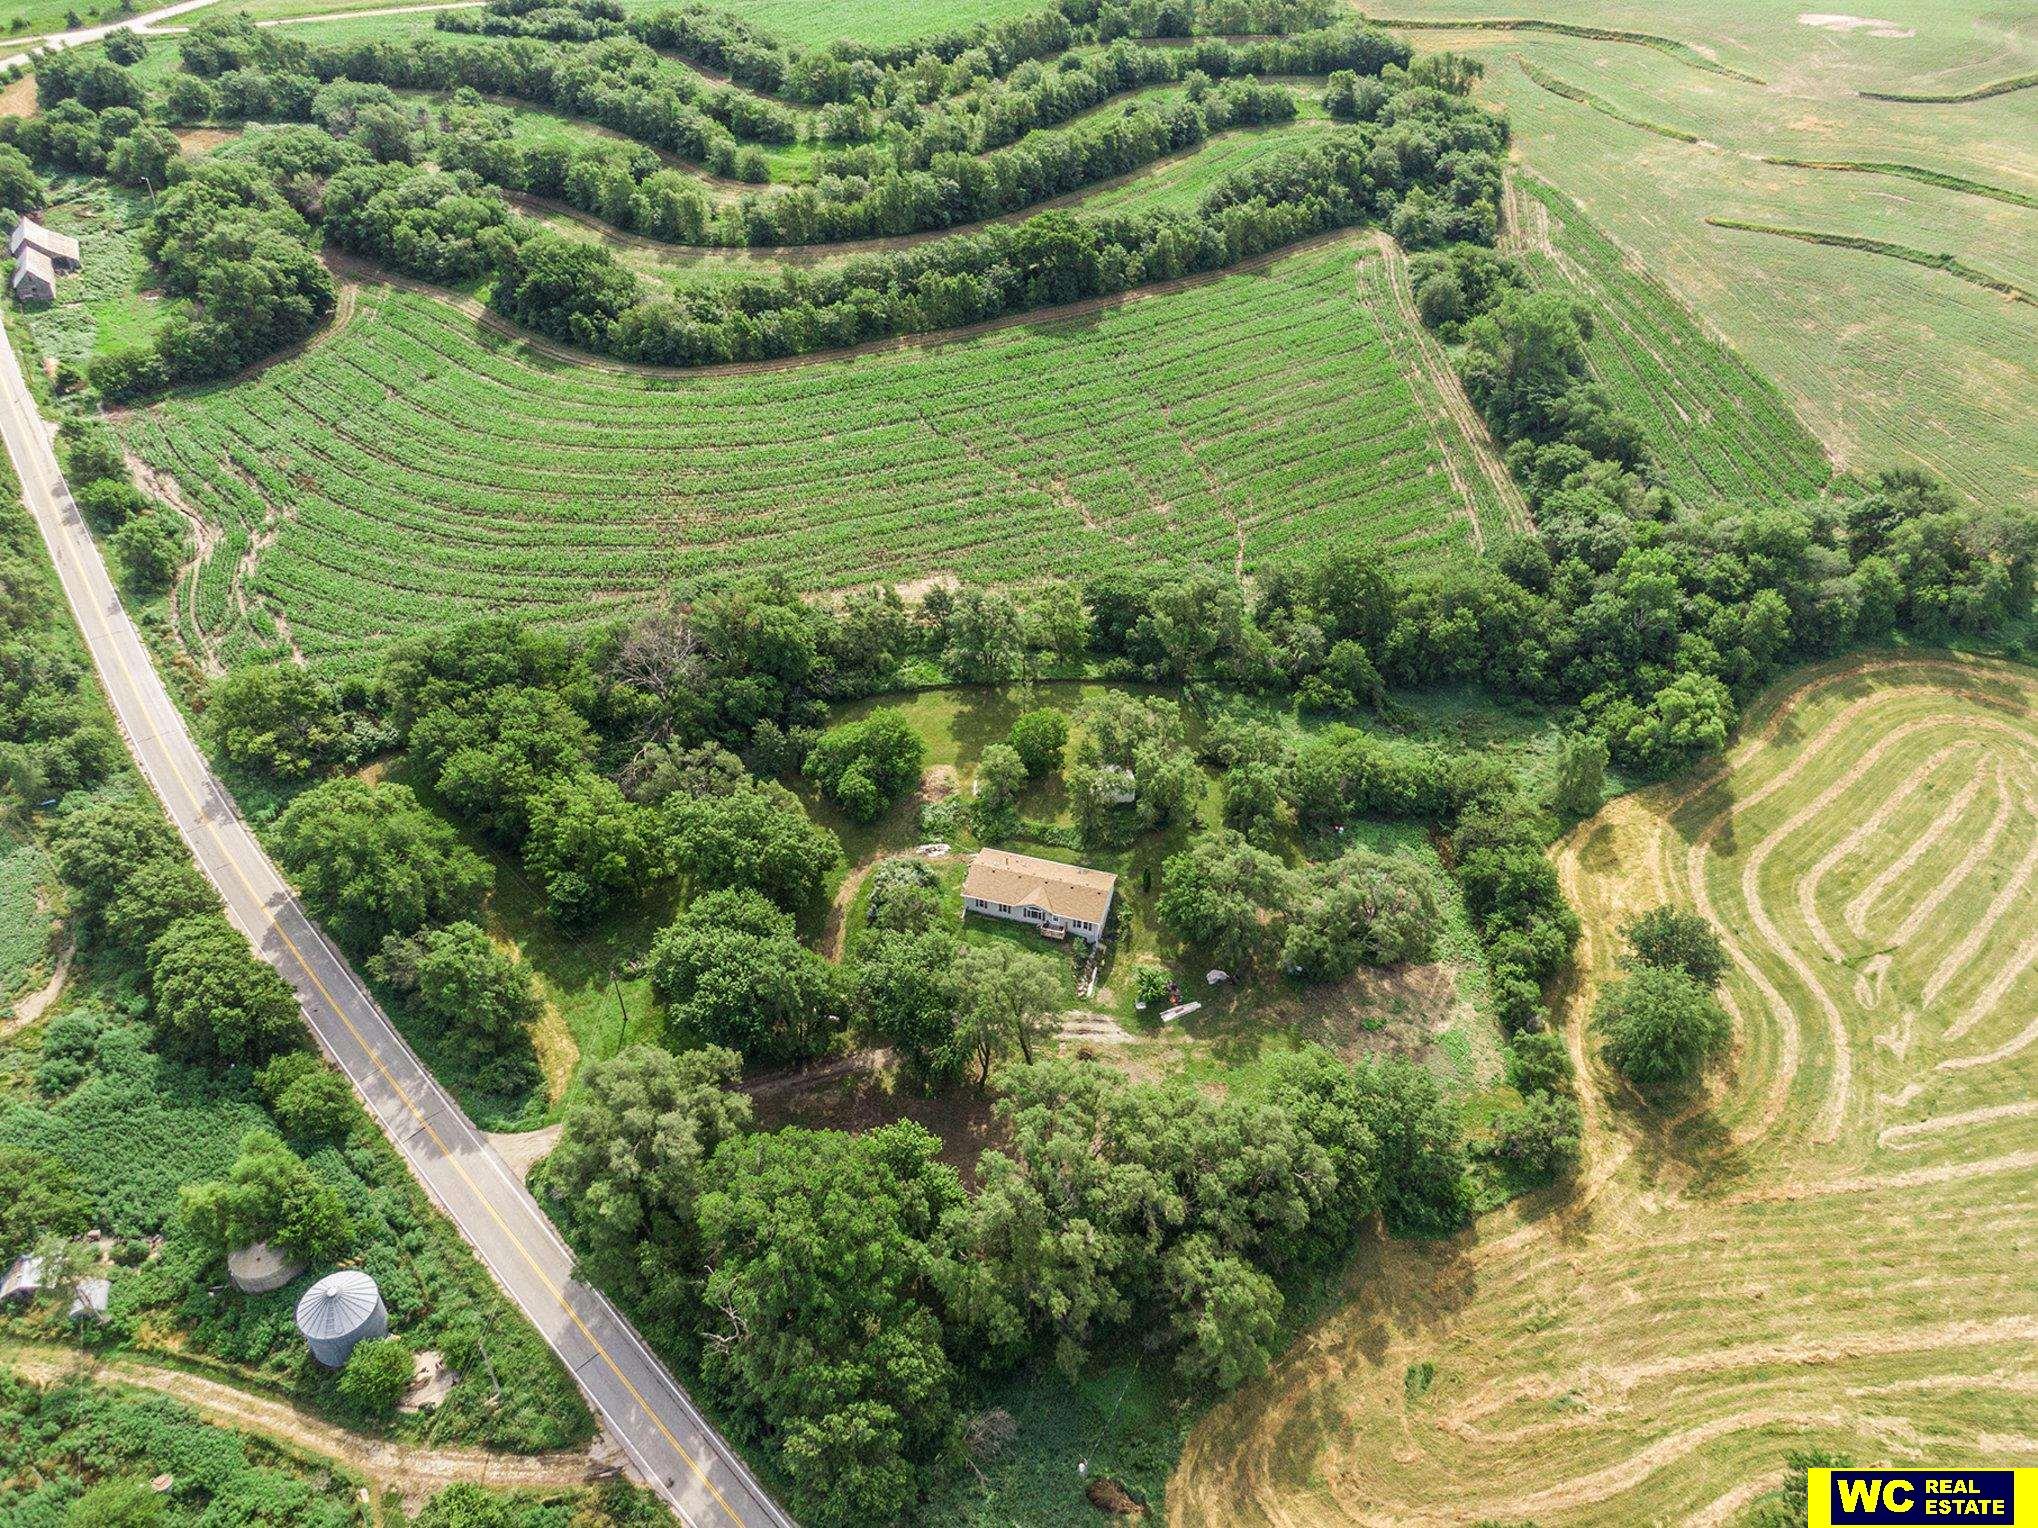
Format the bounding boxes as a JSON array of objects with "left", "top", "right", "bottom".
[
  {"left": 1373, "top": 2, "right": 2038, "bottom": 505},
  {"left": 119, "top": 239, "right": 1488, "bottom": 670},
  {"left": 1170, "top": 654, "right": 2038, "bottom": 1525}
]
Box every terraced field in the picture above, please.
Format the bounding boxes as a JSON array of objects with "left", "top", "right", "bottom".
[
  {"left": 1170, "top": 653, "right": 2038, "bottom": 1523},
  {"left": 1367, "top": 3, "right": 2038, "bottom": 505},
  {"left": 119, "top": 239, "right": 1483, "bottom": 668}
]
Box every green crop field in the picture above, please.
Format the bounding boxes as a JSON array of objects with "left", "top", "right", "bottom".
[
  {"left": 1173, "top": 653, "right": 2038, "bottom": 1524},
  {"left": 1503, "top": 177, "right": 1833, "bottom": 507},
  {"left": 1370, "top": 2, "right": 2038, "bottom": 505},
  {"left": 119, "top": 239, "right": 1488, "bottom": 669}
]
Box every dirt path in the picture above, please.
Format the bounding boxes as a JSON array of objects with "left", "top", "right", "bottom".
[
  {"left": 3, "top": 935, "right": 70, "bottom": 1038},
  {"left": 819, "top": 859, "right": 875, "bottom": 961},
  {"left": 1, "top": 1342, "right": 606, "bottom": 1501},
  {"left": 741, "top": 1047, "right": 893, "bottom": 1100},
  {"left": 126, "top": 450, "right": 225, "bottom": 678},
  {"left": 1366, "top": 230, "right": 1531, "bottom": 538}
]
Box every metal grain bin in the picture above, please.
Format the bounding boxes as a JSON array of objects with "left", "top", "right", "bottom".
[{"left": 294, "top": 1269, "right": 387, "bottom": 1368}]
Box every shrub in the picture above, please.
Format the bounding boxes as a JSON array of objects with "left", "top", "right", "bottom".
[
  {"left": 1485, "top": 1090, "right": 1582, "bottom": 1181},
  {"left": 1007, "top": 708, "right": 1068, "bottom": 777},
  {"left": 339, "top": 1337, "right": 414, "bottom": 1415}
]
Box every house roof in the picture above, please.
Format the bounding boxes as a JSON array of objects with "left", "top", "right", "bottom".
[
  {"left": 10, "top": 219, "right": 78, "bottom": 263},
  {"left": 11, "top": 247, "right": 53, "bottom": 290},
  {"left": 962, "top": 848, "right": 1116, "bottom": 925}
]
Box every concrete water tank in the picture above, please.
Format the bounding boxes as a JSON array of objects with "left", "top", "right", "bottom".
[
  {"left": 228, "top": 1241, "right": 304, "bottom": 1295},
  {"left": 295, "top": 1269, "right": 387, "bottom": 1368}
]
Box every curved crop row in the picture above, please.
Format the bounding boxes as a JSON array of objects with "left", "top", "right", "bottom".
[
  {"left": 118, "top": 240, "right": 1474, "bottom": 669},
  {"left": 1369, "top": 15, "right": 1763, "bottom": 83},
  {"left": 1510, "top": 178, "right": 1832, "bottom": 504}
]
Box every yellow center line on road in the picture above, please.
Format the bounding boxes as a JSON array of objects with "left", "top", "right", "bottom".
[{"left": 10, "top": 388, "right": 751, "bottom": 1527}]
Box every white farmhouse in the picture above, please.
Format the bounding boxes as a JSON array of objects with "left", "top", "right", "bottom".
[{"left": 961, "top": 848, "right": 1116, "bottom": 943}]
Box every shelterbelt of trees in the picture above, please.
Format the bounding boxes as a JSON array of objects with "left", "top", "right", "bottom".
[{"left": 25, "top": 26, "right": 1502, "bottom": 389}]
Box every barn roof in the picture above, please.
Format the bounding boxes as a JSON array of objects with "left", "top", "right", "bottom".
[
  {"left": 10, "top": 218, "right": 79, "bottom": 264},
  {"left": 11, "top": 247, "right": 54, "bottom": 291}
]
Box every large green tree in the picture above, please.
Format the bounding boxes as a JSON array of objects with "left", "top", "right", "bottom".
[
  {"left": 49, "top": 801, "right": 213, "bottom": 949},
  {"left": 1156, "top": 829, "right": 1294, "bottom": 971},
  {"left": 272, "top": 778, "right": 493, "bottom": 953},
  {"left": 851, "top": 926, "right": 961, "bottom": 1078},
  {"left": 647, "top": 890, "right": 834, "bottom": 1065},
  {"left": 694, "top": 1122, "right": 965, "bottom": 1528},
  {"left": 179, "top": 1128, "right": 353, "bottom": 1263},
  {"left": 539, "top": 1045, "right": 750, "bottom": 1346},
  {"left": 663, "top": 781, "right": 839, "bottom": 913},
  {"left": 1282, "top": 849, "right": 1442, "bottom": 980},
  {"left": 803, "top": 710, "right": 925, "bottom": 824},
  {"left": 1594, "top": 965, "right": 1731, "bottom": 1094},
  {"left": 521, "top": 773, "right": 661, "bottom": 927},
  {"left": 950, "top": 940, "right": 1062, "bottom": 1085},
  {"left": 372, "top": 921, "right": 540, "bottom": 1061},
  {"left": 1620, "top": 906, "right": 1728, "bottom": 988},
  {"left": 204, "top": 662, "right": 345, "bottom": 780},
  {"left": 147, "top": 913, "right": 300, "bottom": 1063}
]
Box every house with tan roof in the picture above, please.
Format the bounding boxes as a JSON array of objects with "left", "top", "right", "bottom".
[{"left": 961, "top": 848, "right": 1116, "bottom": 942}]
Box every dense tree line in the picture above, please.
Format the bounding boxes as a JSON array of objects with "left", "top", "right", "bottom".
[
  {"left": 866, "top": 24, "right": 1409, "bottom": 166},
  {"left": 632, "top": 0, "right": 1338, "bottom": 110},
  {"left": 171, "top": 13, "right": 1409, "bottom": 246},
  {"left": 539, "top": 1041, "right": 1464, "bottom": 1525},
  {"left": 0, "top": 463, "right": 121, "bottom": 803},
  {"left": 30, "top": 25, "right": 1498, "bottom": 386},
  {"left": 481, "top": 88, "right": 1501, "bottom": 363}
]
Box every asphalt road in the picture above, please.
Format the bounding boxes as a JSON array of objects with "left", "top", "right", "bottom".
[{"left": 0, "top": 322, "right": 792, "bottom": 1528}]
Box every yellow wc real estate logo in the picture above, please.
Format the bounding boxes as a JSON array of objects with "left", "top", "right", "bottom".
[{"left": 1810, "top": 1469, "right": 2033, "bottom": 1526}]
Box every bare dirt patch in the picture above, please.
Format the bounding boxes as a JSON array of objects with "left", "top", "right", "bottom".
[
  {"left": 746, "top": 1054, "right": 1004, "bottom": 1183},
  {"left": 484, "top": 1122, "right": 562, "bottom": 1182},
  {"left": 1798, "top": 14, "right": 1915, "bottom": 38},
  {"left": 172, "top": 126, "right": 239, "bottom": 154}
]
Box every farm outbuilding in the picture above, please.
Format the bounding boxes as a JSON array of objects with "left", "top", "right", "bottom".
[
  {"left": 1, "top": 1255, "right": 42, "bottom": 1303},
  {"left": 10, "top": 247, "right": 54, "bottom": 303},
  {"left": 69, "top": 1278, "right": 110, "bottom": 1323},
  {"left": 9, "top": 217, "right": 80, "bottom": 269},
  {"left": 295, "top": 1269, "right": 387, "bottom": 1368}
]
